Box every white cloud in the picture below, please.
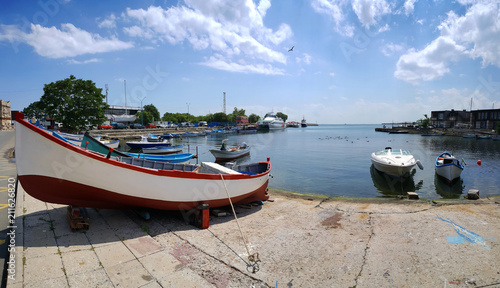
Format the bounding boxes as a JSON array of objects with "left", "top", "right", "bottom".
[
  {"left": 394, "top": 36, "right": 466, "bottom": 84},
  {"left": 403, "top": 0, "right": 416, "bottom": 16},
  {"left": 200, "top": 55, "right": 286, "bottom": 75},
  {"left": 310, "top": 0, "right": 354, "bottom": 37},
  {"left": 439, "top": 2, "right": 500, "bottom": 67},
  {"left": 295, "top": 53, "right": 311, "bottom": 64},
  {"left": 0, "top": 23, "right": 133, "bottom": 58},
  {"left": 395, "top": 1, "right": 500, "bottom": 84},
  {"left": 97, "top": 13, "right": 117, "bottom": 29},
  {"left": 123, "top": 1, "right": 291, "bottom": 74},
  {"left": 381, "top": 42, "right": 404, "bottom": 56},
  {"left": 66, "top": 58, "right": 101, "bottom": 64},
  {"left": 352, "top": 0, "right": 391, "bottom": 29}
]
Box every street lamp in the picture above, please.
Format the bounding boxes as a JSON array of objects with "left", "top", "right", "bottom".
[{"left": 140, "top": 96, "right": 147, "bottom": 125}]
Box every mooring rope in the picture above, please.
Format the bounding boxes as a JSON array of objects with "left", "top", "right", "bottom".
[{"left": 220, "top": 173, "right": 260, "bottom": 273}]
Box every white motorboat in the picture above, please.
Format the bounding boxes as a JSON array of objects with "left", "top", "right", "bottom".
[
  {"left": 370, "top": 147, "right": 423, "bottom": 177},
  {"left": 435, "top": 152, "right": 464, "bottom": 183},
  {"left": 259, "top": 112, "right": 285, "bottom": 130}
]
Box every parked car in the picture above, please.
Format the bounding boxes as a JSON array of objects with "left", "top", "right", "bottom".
[
  {"left": 130, "top": 123, "right": 144, "bottom": 129},
  {"left": 98, "top": 124, "right": 113, "bottom": 130},
  {"left": 145, "top": 123, "right": 157, "bottom": 128},
  {"left": 111, "top": 123, "right": 127, "bottom": 129}
]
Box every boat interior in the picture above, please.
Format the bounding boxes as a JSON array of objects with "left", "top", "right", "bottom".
[{"left": 119, "top": 156, "right": 269, "bottom": 175}]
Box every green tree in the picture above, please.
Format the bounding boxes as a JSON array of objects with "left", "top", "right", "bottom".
[
  {"left": 136, "top": 104, "right": 160, "bottom": 124},
  {"left": 248, "top": 113, "right": 260, "bottom": 123},
  {"left": 212, "top": 112, "right": 229, "bottom": 123},
  {"left": 22, "top": 101, "right": 44, "bottom": 119},
  {"left": 39, "top": 75, "right": 108, "bottom": 131},
  {"left": 144, "top": 104, "right": 160, "bottom": 122},
  {"left": 420, "top": 114, "right": 431, "bottom": 129},
  {"left": 162, "top": 112, "right": 187, "bottom": 123},
  {"left": 276, "top": 112, "right": 288, "bottom": 122}
]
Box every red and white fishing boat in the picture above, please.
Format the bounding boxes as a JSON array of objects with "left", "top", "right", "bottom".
[{"left": 14, "top": 112, "right": 271, "bottom": 210}]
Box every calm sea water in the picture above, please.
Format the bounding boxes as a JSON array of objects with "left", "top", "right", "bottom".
[{"left": 130, "top": 125, "right": 500, "bottom": 200}]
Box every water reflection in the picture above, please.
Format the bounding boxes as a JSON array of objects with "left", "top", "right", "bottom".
[
  {"left": 370, "top": 165, "right": 423, "bottom": 197},
  {"left": 434, "top": 174, "right": 464, "bottom": 199}
]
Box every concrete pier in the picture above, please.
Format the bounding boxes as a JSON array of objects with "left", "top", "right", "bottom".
[{"left": 8, "top": 185, "right": 500, "bottom": 287}]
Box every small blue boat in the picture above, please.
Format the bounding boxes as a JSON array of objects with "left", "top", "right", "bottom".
[
  {"left": 142, "top": 145, "right": 184, "bottom": 154},
  {"left": 435, "top": 152, "right": 464, "bottom": 183},
  {"left": 124, "top": 152, "right": 194, "bottom": 164}
]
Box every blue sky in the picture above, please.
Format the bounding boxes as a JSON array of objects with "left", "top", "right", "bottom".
[{"left": 1, "top": 0, "right": 499, "bottom": 124}]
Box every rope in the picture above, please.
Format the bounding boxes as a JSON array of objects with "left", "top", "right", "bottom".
[{"left": 220, "top": 173, "right": 260, "bottom": 273}]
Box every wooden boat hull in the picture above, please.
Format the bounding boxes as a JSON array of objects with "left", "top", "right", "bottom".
[
  {"left": 14, "top": 113, "right": 271, "bottom": 210},
  {"left": 435, "top": 152, "right": 464, "bottom": 183}
]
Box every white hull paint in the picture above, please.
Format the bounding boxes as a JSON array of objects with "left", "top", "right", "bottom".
[
  {"left": 370, "top": 148, "right": 418, "bottom": 177},
  {"left": 435, "top": 152, "right": 464, "bottom": 183},
  {"left": 14, "top": 113, "right": 271, "bottom": 210}
]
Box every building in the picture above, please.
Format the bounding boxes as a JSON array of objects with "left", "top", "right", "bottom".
[
  {"left": 431, "top": 108, "right": 499, "bottom": 129},
  {"left": 430, "top": 109, "right": 470, "bottom": 128},
  {"left": 236, "top": 116, "right": 249, "bottom": 126},
  {"left": 1, "top": 100, "right": 13, "bottom": 130},
  {"left": 104, "top": 105, "right": 142, "bottom": 124}
]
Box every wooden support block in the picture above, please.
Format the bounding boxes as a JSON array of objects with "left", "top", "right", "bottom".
[
  {"left": 467, "top": 189, "right": 479, "bottom": 200},
  {"left": 407, "top": 192, "right": 419, "bottom": 200},
  {"left": 195, "top": 204, "right": 210, "bottom": 229}
]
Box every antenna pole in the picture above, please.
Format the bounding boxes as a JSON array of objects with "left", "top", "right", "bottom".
[{"left": 223, "top": 92, "right": 226, "bottom": 114}]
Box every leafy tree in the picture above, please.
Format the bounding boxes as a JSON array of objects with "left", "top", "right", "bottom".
[
  {"left": 136, "top": 104, "right": 160, "bottom": 124},
  {"left": 144, "top": 104, "right": 160, "bottom": 122},
  {"left": 162, "top": 112, "right": 187, "bottom": 123},
  {"left": 22, "top": 101, "right": 44, "bottom": 119},
  {"left": 212, "top": 112, "right": 229, "bottom": 123},
  {"left": 38, "top": 75, "right": 108, "bottom": 131},
  {"left": 135, "top": 111, "right": 152, "bottom": 125},
  {"left": 276, "top": 112, "right": 288, "bottom": 122},
  {"left": 248, "top": 113, "right": 260, "bottom": 123},
  {"left": 420, "top": 114, "right": 431, "bottom": 129}
]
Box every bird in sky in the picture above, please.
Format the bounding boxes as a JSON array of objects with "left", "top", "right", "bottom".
[{"left": 288, "top": 46, "right": 294, "bottom": 52}]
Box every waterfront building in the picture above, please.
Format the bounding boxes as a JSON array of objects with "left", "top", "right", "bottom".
[
  {"left": 104, "top": 105, "right": 142, "bottom": 124},
  {"left": 431, "top": 108, "right": 499, "bottom": 130}
]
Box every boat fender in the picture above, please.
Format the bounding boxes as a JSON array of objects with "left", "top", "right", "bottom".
[{"left": 416, "top": 160, "right": 424, "bottom": 170}]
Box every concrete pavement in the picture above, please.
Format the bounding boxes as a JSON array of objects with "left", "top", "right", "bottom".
[
  {"left": 0, "top": 130, "right": 16, "bottom": 287},
  {"left": 6, "top": 181, "right": 500, "bottom": 287}
]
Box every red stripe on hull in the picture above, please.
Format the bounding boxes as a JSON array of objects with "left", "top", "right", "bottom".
[{"left": 19, "top": 175, "right": 269, "bottom": 210}]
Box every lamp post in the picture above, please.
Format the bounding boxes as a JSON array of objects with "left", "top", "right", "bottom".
[{"left": 140, "top": 96, "right": 147, "bottom": 125}]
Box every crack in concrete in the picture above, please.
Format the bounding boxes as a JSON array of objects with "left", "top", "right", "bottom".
[{"left": 352, "top": 213, "right": 374, "bottom": 288}]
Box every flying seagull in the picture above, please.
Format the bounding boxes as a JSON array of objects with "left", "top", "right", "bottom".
[{"left": 288, "top": 46, "right": 294, "bottom": 52}]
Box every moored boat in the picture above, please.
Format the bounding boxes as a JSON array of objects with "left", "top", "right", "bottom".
[
  {"left": 13, "top": 111, "right": 271, "bottom": 210},
  {"left": 126, "top": 135, "right": 171, "bottom": 148},
  {"left": 258, "top": 112, "right": 285, "bottom": 130},
  {"left": 301, "top": 117, "right": 307, "bottom": 128},
  {"left": 142, "top": 145, "right": 184, "bottom": 154},
  {"left": 210, "top": 140, "right": 250, "bottom": 161},
  {"left": 124, "top": 152, "right": 194, "bottom": 164},
  {"left": 435, "top": 152, "right": 464, "bottom": 183},
  {"left": 370, "top": 147, "right": 422, "bottom": 177}
]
